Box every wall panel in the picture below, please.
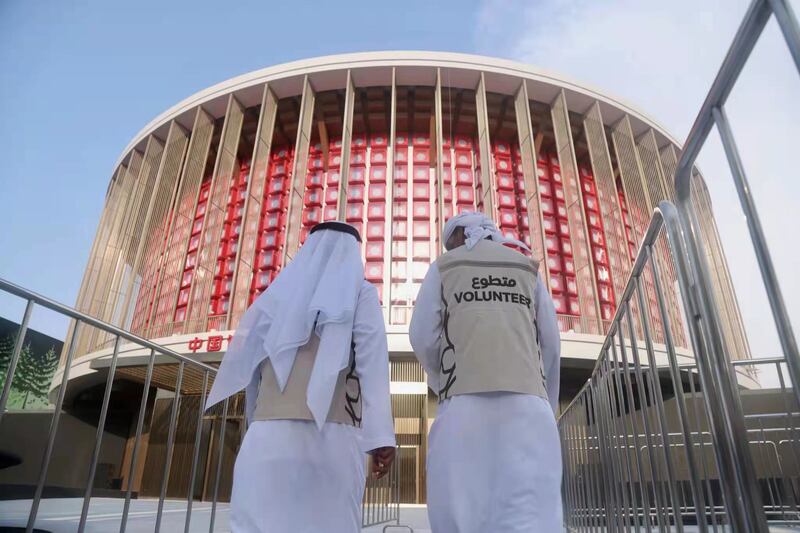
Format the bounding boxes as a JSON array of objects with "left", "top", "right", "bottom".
[
  {"left": 475, "top": 73, "right": 495, "bottom": 218},
  {"left": 583, "top": 102, "right": 630, "bottom": 307},
  {"left": 514, "top": 82, "right": 546, "bottom": 268},
  {"left": 551, "top": 90, "right": 601, "bottom": 334},
  {"left": 185, "top": 96, "right": 245, "bottom": 332},
  {"left": 128, "top": 122, "right": 190, "bottom": 335},
  {"left": 228, "top": 85, "right": 278, "bottom": 329},
  {"left": 147, "top": 108, "right": 214, "bottom": 337},
  {"left": 284, "top": 76, "right": 316, "bottom": 261}
]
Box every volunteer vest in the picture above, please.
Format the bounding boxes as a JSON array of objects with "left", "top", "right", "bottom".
[
  {"left": 436, "top": 239, "right": 547, "bottom": 401},
  {"left": 252, "top": 334, "right": 362, "bottom": 427}
]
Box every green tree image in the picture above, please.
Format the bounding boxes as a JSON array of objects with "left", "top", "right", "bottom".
[
  {"left": 13, "top": 343, "right": 37, "bottom": 408},
  {"left": 0, "top": 333, "right": 14, "bottom": 389}
]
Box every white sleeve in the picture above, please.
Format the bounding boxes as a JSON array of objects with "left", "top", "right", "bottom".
[
  {"left": 409, "top": 263, "right": 443, "bottom": 390},
  {"left": 535, "top": 277, "right": 561, "bottom": 413},
  {"left": 244, "top": 370, "right": 260, "bottom": 425},
  {"left": 353, "top": 282, "right": 396, "bottom": 453}
]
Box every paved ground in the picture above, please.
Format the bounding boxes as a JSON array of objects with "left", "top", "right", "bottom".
[
  {"left": 3, "top": 499, "right": 799, "bottom": 532},
  {"left": 0, "top": 498, "right": 431, "bottom": 532}
]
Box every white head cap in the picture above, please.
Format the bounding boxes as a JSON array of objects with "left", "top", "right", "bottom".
[{"left": 442, "top": 211, "right": 530, "bottom": 251}]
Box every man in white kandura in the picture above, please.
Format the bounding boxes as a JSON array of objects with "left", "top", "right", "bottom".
[
  {"left": 206, "top": 221, "right": 396, "bottom": 533},
  {"left": 410, "top": 211, "right": 562, "bottom": 533}
]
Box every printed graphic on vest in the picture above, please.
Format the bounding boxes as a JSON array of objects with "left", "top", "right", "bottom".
[{"left": 452, "top": 275, "right": 531, "bottom": 308}]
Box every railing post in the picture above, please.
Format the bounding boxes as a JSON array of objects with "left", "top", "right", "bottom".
[{"left": 0, "top": 299, "right": 33, "bottom": 423}]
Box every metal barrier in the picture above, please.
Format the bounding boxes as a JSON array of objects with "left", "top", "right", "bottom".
[
  {"left": 0, "top": 277, "right": 402, "bottom": 532},
  {"left": 560, "top": 0, "right": 800, "bottom": 530},
  {"left": 361, "top": 447, "right": 401, "bottom": 528}
]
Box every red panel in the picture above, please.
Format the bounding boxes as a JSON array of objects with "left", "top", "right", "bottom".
[
  {"left": 347, "top": 185, "right": 365, "bottom": 202},
  {"left": 192, "top": 218, "right": 203, "bottom": 235},
  {"left": 264, "top": 212, "right": 286, "bottom": 230},
  {"left": 585, "top": 195, "right": 598, "bottom": 212},
  {"left": 412, "top": 183, "right": 430, "bottom": 200},
  {"left": 365, "top": 262, "right": 383, "bottom": 282},
  {"left": 302, "top": 207, "right": 322, "bottom": 227},
  {"left": 174, "top": 306, "right": 186, "bottom": 322},
  {"left": 568, "top": 298, "right": 581, "bottom": 316},
  {"left": 540, "top": 197, "right": 555, "bottom": 215},
  {"left": 412, "top": 165, "right": 429, "bottom": 183},
  {"left": 499, "top": 209, "right": 518, "bottom": 228},
  {"left": 327, "top": 169, "right": 341, "bottom": 187},
  {"left": 370, "top": 134, "right": 388, "bottom": 147},
  {"left": 598, "top": 282, "right": 614, "bottom": 304},
  {"left": 329, "top": 152, "right": 343, "bottom": 168},
  {"left": 188, "top": 234, "right": 200, "bottom": 252},
  {"left": 346, "top": 203, "right": 364, "bottom": 222},
  {"left": 412, "top": 202, "right": 430, "bottom": 220},
  {"left": 442, "top": 167, "right": 452, "bottom": 184},
  {"left": 601, "top": 303, "right": 614, "bottom": 321},
  {"left": 545, "top": 235, "right": 560, "bottom": 254},
  {"left": 395, "top": 133, "right": 408, "bottom": 146},
  {"left": 366, "top": 222, "right": 384, "bottom": 241},
  {"left": 519, "top": 213, "right": 530, "bottom": 229},
  {"left": 497, "top": 173, "right": 515, "bottom": 191},
  {"left": 272, "top": 147, "right": 291, "bottom": 161},
  {"left": 352, "top": 133, "right": 368, "bottom": 148},
  {"left": 542, "top": 215, "right": 557, "bottom": 234},
  {"left": 392, "top": 202, "right": 408, "bottom": 220},
  {"left": 549, "top": 274, "right": 565, "bottom": 294},
  {"left": 255, "top": 270, "right": 272, "bottom": 291},
  {"left": 350, "top": 221, "right": 363, "bottom": 237},
  {"left": 556, "top": 201, "right": 568, "bottom": 219},
  {"left": 257, "top": 250, "right": 280, "bottom": 270},
  {"left": 324, "top": 206, "right": 338, "bottom": 221},
  {"left": 561, "top": 239, "right": 574, "bottom": 257},
  {"left": 394, "top": 148, "right": 408, "bottom": 163},
  {"left": 442, "top": 186, "right": 453, "bottom": 202},
  {"left": 587, "top": 210, "right": 602, "bottom": 229},
  {"left": 455, "top": 168, "right": 473, "bottom": 185},
  {"left": 371, "top": 148, "right": 388, "bottom": 165},
  {"left": 366, "top": 241, "right": 384, "bottom": 260},
  {"left": 539, "top": 180, "right": 552, "bottom": 198},
  {"left": 413, "top": 149, "right": 430, "bottom": 165},
  {"left": 412, "top": 221, "right": 430, "bottom": 240},
  {"left": 303, "top": 189, "right": 323, "bottom": 207},
  {"left": 589, "top": 228, "right": 605, "bottom": 247},
  {"left": 552, "top": 294, "right": 567, "bottom": 314},
  {"left": 595, "top": 264, "right": 611, "bottom": 284},
  {"left": 393, "top": 181, "right": 408, "bottom": 200},
  {"left": 412, "top": 135, "right": 430, "bottom": 147},
  {"left": 350, "top": 166, "right": 366, "bottom": 185},
  {"left": 593, "top": 246, "right": 608, "bottom": 266},
  {"left": 180, "top": 271, "right": 193, "bottom": 288},
  {"left": 553, "top": 183, "right": 565, "bottom": 202},
  {"left": 368, "top": 183, "right": 386, "bottom": 202},
  {"left": 394, "top": 165, "right": 408, "bottom": 181},
  {"left": 259, "top": 231, "right": 280, "bottom": 250},
  {"left": 309, "top": 156, "right": 324, "bottom": 170},
  {"left": 351, "top": 149, "right": 367, "bottom": 167},
  {"left": 454, "top": 136, "right": 472, "bottom": 149},
  {"left": 441, "top": 149, "right": 452, "bottom": 166},
  {"left": 582, "top": 179, "right": 596, "bottom": 196},
  {"left": 177, "top": 288, "right": 190, "bottom": 306},
  {"left": 369, "top": 166, "right": 387, "bottom": 183},
  {"left": 310, "top": 141, "right": 323, "bottom": 154},
  {"left": 563, "top": 256, "right": 576, "bottom": 275},
  {"left": 455, "top": 186, "right": 474, "bottom": 205},
  {"left": 185, "top": 251, "right": 197, "bottom": 269},
  {"left": 494, "top": 141, "right": 511, "bottom": 155},
  {"left": 454, "top": 150, "right": 472, "bottom": 168},
  {"left": 565, "top": 275, "right": 578, "bottom": 296},
  {"left": 367, "top": 203, "right": 386, "bottom": 221},
  {"left": 498, "top": 191, "right": 515, "bottom": 209},
  {"left": 325, "top": 187, "right": 339, "bottom": 205},
  {"left": 266, "top": 194, "right": 285, "bottom": 213},
  {"left": 558, "top": 219, "right": 571, "bottom": 238},
  {"left": 495, "top": 157, "right": 513, "bottom": 173}
]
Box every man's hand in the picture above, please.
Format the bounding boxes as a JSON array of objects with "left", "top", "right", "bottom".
[{"left": 368, "top": 446, "right": 396, "bottom": 479}]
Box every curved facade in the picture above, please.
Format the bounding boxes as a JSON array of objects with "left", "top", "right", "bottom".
[{"left": 61, "top": 52, "right": 752, "bottom": 502}]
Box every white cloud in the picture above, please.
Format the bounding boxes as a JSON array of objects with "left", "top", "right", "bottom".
[{"left": 474, "top": 0, "right": 800, "bottom": 371}]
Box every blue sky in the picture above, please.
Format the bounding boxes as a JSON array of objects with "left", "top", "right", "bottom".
[{"left": 1, "top": 0, "right": 797, "bottom": 364}]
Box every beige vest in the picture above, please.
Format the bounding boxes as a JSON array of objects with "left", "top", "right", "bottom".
[
  {"left": 252, "top": 334, "right": 362, "bottom": 427},
  {"left": 436, "top": 239, "right": 547, "bottom": 401}
]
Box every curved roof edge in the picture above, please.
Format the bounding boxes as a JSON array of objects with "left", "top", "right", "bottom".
[{"left": 117, "top": 51, "right": 684, "bottom": 167}]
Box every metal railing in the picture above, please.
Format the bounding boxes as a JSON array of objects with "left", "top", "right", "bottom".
[
  {"left": 0, "top": 277, "right": 402, "bottom": 532},
  {"left": 559, "top": 0, "right": 800, "bottom": 530},
  {"left": 361, "top": 447, "right": 402, "bottom": 528}
]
